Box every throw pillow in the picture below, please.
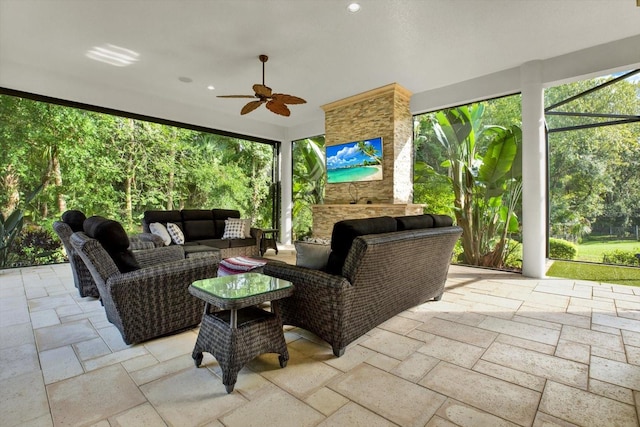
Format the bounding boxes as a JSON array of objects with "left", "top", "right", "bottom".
[
  {"left": 222, "top": 218, "right": 245, "bottom": 239},
  {"left": 241, "top": 218, "right": 252, "bottom": 238},
  {"left": 166, "top": 222, "right": 185, "bottom": 245},
  {"left": 294, "top": 241, "right": 331, "bottom": 270},
  {"left": 149, "top": 222, "right": 171, "bottom": 246}
]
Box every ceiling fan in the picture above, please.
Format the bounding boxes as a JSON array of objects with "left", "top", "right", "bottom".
[{"left": 217, "top": 54, "right": 306, "bottom": 117}]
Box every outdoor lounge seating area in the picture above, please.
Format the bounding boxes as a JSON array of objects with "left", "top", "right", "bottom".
[
  {"left": 1, "top": 3, "right": 639, "bottom": 426},
  {"left": 2, "top": 255, "right": 640, "bottom": 426}
]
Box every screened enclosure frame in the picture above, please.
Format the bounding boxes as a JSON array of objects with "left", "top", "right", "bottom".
[{"left": 544, "top": 68, "right": 640, "bottom": 259}]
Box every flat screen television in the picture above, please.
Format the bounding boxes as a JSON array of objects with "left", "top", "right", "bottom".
[{"left": 326, "top": 137, "right": 383, "bottom": 184}]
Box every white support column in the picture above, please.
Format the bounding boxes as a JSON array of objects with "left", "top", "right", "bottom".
[
  {"left": 521, "top": 61, "right": 547, "bottom": 278},
  {"left": 279, "top": 139, "right": 293, "bottom": 245}
]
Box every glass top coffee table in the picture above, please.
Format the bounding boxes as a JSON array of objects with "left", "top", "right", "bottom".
[{"left": 189, "top": 272, "right": 293, "bottom": 393}]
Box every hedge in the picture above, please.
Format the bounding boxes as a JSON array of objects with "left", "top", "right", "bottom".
[{"left": 549, "top": 238, "right": 577, "bottom": 260}]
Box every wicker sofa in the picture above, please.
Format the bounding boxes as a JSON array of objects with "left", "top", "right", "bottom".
[
  {"left": 142, "top": 209, "right": 262, "bottom": 259},
  {"left": 264, "top": 214, "right": 462, "bottom": 357}
]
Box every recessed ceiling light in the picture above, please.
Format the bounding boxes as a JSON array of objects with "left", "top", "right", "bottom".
[
  {"left": 347, "top": 2, "right": 361, "bottom": 13},
  {"left": 86, "top": 44, "right": 139, "bottom": 67},
  {"left": 207, "top": 85, "right": 215, "bottom": 90},
  {"left": 178, "top": 76, "right": 193, "bottom": 83}
]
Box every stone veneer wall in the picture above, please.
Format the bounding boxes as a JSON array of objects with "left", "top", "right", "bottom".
[
  {"left": 312, "top": 204, "right": 424, "bottom": 239},
  {"left": 312, "top": 83, "right": 420, "bottom": 238},
  {"left": 321, "top": 83, "right": 413, "bottom": 204}
]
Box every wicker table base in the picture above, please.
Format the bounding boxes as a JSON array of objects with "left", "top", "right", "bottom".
[
  {"left": 189, "top": 273, "right": 293, "bottom": 393},
  {"left": 192, "top": 306, "right": 288, "bottom": 393}
]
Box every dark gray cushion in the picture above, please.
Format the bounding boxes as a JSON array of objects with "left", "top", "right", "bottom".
[
  {"left": 326, "top": 216, "right": 397, "bottom": 275},
  {"left": 182, "top": 245, "right": 220, "bottom": 255},
  {"left": 196, "top": 239, "right": 230, "bottom": 249},
  {"left": 83, "top": 216, "right": 140, "bottom": 273},
  {"left": 212, "top": 209, "right": 240, "bottom": 220},
  {"left": 395, "top": 214, "right": 434, "bottom": 231},
  {"left": 427, "top": 214, "right": 454, "bottom": 227},
  {"left": 181, "top": 210, "right": 216, "bottom": 241},
  {"left": 228, "top": 238, "right": 257, "bottom": 248},
  {"left": 61, "top": 210, "right": 86, "bottom": 232},
  {"left": 83, "top": 216, "right": 111, "bottom": 241}
]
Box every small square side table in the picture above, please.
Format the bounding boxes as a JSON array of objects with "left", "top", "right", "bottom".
[{"left": 189, "top": 272, "right": 293, "bottom": 393}]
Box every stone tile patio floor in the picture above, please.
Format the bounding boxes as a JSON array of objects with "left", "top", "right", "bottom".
[{"left": 1, "top": 257, "right": 640, "bottom": 426}]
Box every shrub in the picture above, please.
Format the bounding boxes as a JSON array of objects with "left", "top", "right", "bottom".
[
  {"left": 549, "top": 238, "right": 577, "bottom": 260},
  {"left": 602, "top": 248, "right": 640, "bottom": 266},
  {"left": 504, "top": 238, "right": 522, "bottom": 270},
  {"left": 9, "top": 224, "right": 65, "bottom": 267},
  {"left": 452, "top": 240, "right": 464, "bottom": 263}
]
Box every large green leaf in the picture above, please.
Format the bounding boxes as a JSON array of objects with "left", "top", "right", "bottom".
[
  {"left": 24, "top": 183, "right": 44, "bottom": 204},
  {"left": 478, "top": 126, "right": 519, "bottom": 188},
  {"left": 444, "top": 107, "right": 473, "bottom": 146},
  {"left": 2, "top": 210, "right": 23, "bottom": 235},
  {"left": 413, "top": 161, "right": 438, "bottom": 184},
  {"left": 506, "top": 126, "right": 523, "bottom": 179}
]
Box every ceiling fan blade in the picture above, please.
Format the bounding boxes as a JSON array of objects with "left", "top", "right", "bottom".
[
  {"left": 217, "top": 95, "right": 256, "bottom": 99},
  {"left": 253, "top": 84, "right": 272, "bottom": 97},
  {"left": 272, "top": 93, "right": 306, "bottom": 105},
  {"left": 266, "top": 100, "right": 290, "bottom": 116},
  {"left": 241, "top": 100, "right": 264, "bottom": 115}
]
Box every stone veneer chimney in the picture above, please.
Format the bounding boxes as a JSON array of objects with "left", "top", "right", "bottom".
[
  {"left": 311, "top": 83, "right": 423, "bottom": 239},
  {"left": 320, "top": 83, "right": 414, "bottom": 204}
]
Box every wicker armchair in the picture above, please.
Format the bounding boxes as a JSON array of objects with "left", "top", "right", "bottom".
[
  {"left": 264, "top": 225, "right": 462, "bottom": 357},
  {"left": 53, "top": 221, "right": 100, "bottom": 298},
  {"left": 53, "top": 221, "right": 165, "bottom": 298},
  {"left": 70, "top": 231, "right": 219, "bottom": 344}
]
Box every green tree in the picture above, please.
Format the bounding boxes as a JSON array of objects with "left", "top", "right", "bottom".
[
  {"left": 545, "top": 76, "right": 640, "bottom": 239},
  {"left": 292, "top": 136, "right": 326, "bottom": 239},
  {"left": 1, "top": 93, "right": 278, "bottom": 265},
  {"left": 415, "top": 103, "right": 522, "bottom": 268}
]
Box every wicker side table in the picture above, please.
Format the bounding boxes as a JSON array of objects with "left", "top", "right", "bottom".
[
  {"left": 260, "top": 228, "right": 279, "bottom": 255},
  {"left": 189, "top": 273, "right": 293, "bottom": 393}
]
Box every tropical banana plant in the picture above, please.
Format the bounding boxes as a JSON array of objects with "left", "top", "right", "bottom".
[
  {"left": 430, "top": 104, "right": 522, "bottom": 268},
  {"left": 292, "top": 138, "right": 326, "bottom": 239},
  {"left": 0, "top": 184, "right": 43, "bottom": 269}
]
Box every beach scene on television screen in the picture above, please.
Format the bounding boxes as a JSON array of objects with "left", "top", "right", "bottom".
[{"left": 326, "top": 137, "right": 383, "bottom": 184}]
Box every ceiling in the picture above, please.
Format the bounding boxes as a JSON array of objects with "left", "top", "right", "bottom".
[{"left": 1, "top": 0, "right": 639, "bottom": 135}]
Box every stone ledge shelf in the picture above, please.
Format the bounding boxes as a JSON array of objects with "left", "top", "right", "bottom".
[{"left": 312, "top": 204, "right": 424, "bottom": 239}]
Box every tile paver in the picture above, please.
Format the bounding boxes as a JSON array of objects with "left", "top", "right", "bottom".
[
  {"left": 420, "top": 361, "right": 540, "bottom": 426},
  {"left": 540, "top": 381, "right": 638, "bottom": 427},
  {"left": 1, "top": 262, "right": 639, "bottom": 426}
]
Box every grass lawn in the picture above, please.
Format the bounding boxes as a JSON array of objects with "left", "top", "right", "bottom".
[
  {"left": 576, "top": 239, "right": 640, "bottom": 263},
  {"left": 546, "top": 261, "right": 640, "bottom": 287}
]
